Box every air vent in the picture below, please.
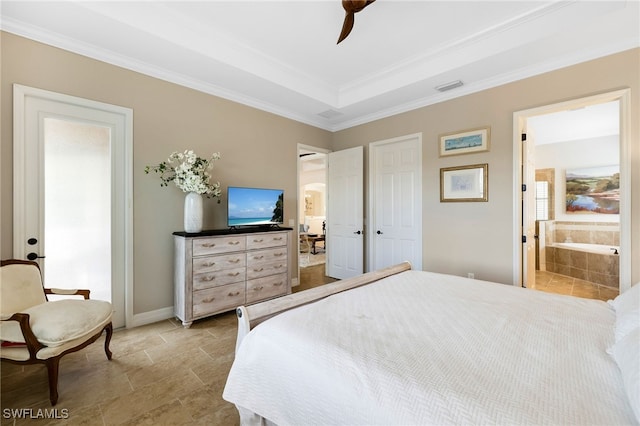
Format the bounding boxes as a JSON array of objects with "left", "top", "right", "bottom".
[
  {"left": 435, "top": 80, "right": 464, "bottom": 92},
  {"left": 317, "top": 109, "right": 343, "bottom": 119}
]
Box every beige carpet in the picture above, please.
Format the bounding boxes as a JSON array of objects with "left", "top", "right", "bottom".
[{"left": 299, "top": 252, "right": 325, "bottom": 268}]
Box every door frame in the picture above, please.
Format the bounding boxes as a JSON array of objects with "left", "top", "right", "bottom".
[
  {"left": 512, "top": 89, "right": 632, "bottom": 292},
  {"left": 368, "top": 133, "right": 423, "bottom": 272},
  {"left": 13, "top": 84, "right": 134, "bottom": 327}
]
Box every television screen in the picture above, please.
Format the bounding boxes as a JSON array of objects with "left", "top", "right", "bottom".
[{"left": 227, "top": 186, "right": 284, "bottom": 227}]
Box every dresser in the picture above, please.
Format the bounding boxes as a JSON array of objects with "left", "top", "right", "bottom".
[{"left": 173, "top": 228, "right": 292, "bottom": 327}]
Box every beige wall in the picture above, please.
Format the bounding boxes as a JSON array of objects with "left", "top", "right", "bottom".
[
  {"left": 0, "top": 32, "right": 333, "bottom": 315},
  {"left": 333, "top": 48, "right": 640, "bottom": 286},
  {"left": 2, "top": 31, "right": 639, "bottom": 319}
]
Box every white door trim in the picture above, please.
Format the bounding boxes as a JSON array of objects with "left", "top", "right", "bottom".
[
  {"left": 368, "top": 133, "right": 423, "bottom": 272},
  {"left": 512, "top": 89, "right": 632, "bottom": 292},
  {"left": 13, "top": 84, "right": 134, "bottom": 328}
]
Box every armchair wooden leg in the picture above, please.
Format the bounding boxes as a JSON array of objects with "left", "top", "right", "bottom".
[
  {"left": 104, "top": 322, "right": 113, "bottom": 360},
  {"left": 45, "top": 358, "right": 60, "bottom": 406}
]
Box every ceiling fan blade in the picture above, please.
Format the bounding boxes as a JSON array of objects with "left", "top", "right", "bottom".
[
  {"left": 337, "top": 12, "right": 355, "bottom": 44},
  {"left": 343, "top": 0, "right": 374, "bottom": 14},
  {"left": 337, "top": 0, "right": 375, "bottom": 44}
]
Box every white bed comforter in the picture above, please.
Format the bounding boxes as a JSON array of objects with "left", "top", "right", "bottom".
[{"left": 223, "top": 270, "right": 636, "bottom": 425}]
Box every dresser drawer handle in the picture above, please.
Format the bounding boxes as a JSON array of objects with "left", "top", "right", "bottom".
[
  {"left": 228, "top": 272, "right": 240, "bottom": 277},
  {"left": 273, "top": 253, "right": 284, "bottom": 257},
  {"left": 273, "top": 281, "right": 283, "bottom": 287},
  {"left": 254, "top": 286, "right": 264, "bottom": 291},
  {"left": 274, "top": 264, "right": 284, "bottom": 269},
  {"left": 228, "top": 241, "right": 240, "bottom": 245},
  {"left": 228, "top": 291, "right": 240, "bottom": 297},
  {"left": 202, "top": 297, "right": 216, "bottom": 303},
  {"left": 229, "top": 259, "right": 241, "bottom": 264},
  {"left": 273, "top": 237, "right": 283, "bottom": 241},
  {"left": 253, "top": 267, "right": 264, "bottom": 272},
  {"left": 204, "top": 261, "right": 216, "bottom": 267},
  {"left": 253, "top": 238, "right": 264, "bottom": 243},
  {"left": 201, "top": 243, "right": 216, "bottom": 248},
  {"left": 201, "top": 275, "right": 216, "bottom": 282},
  {"left": 254, "top": 255, "right": 264, "bottom": 260}
]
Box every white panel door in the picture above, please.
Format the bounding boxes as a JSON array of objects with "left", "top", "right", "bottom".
[
  {"left": 370, "top": 134, "right": 422, "bottom": 271},
  {"left": 13, "top": 85, "right": 132, "bottom": 328},
  {"left": 327, "top": 146, "right": 363, "bottom": 279}
]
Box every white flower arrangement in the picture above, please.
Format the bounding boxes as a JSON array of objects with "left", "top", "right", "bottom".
[{"left": 145, "top": 150, "right": 222, "bottom": 198}]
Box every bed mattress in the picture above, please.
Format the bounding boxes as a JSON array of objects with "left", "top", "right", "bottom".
[{"left": 223, "top": 270, "right": 636, "bottom": 425}]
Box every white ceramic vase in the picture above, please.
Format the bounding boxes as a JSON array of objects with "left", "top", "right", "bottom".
[{"left": 184, "top": 192, "right": 203, "bottom": 233}]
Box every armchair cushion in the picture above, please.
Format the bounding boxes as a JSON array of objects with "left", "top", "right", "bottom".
[
  {"left": 1, "top": 299, "right": 112, "bottom": 348},
  {"left": 0, "top": 263, "right": 47, "bottom": 315}
]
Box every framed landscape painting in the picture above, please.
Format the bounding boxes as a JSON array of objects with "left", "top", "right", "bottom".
[
  {"left": 565, "top": 165, "right": 619, "bottom": 214},
  {"left": 439, "top": 127, "right": 490, "bottom": 157}
]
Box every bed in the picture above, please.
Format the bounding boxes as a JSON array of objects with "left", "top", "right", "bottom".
[{"left": 223, "top": 262, "right": 639, "bottom": 425}]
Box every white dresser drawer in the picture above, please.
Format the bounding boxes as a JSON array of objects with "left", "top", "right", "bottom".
[
  {"left": 193, "top": 267, "right": 245, "bottom": 291},
  {"left": 193, "top": 282, "right": 245, "bottom": 317},
  {"left": 246, "top": 273, "right": 288, "bottom": 304},
  {"left": 246, "top": 232, "right": 287, "bottom": 250},
  {"left": 246, "top": 260, "right": 287, "bottom": 280},
  {"left": 193, "top": 235, "right": 246, "bottom": 256},
  {"left": 193, "top": 252, "right": 245, "bottom": 274},
  {"left": 247, "top": 246, "right": 288, "bottom": 266}
]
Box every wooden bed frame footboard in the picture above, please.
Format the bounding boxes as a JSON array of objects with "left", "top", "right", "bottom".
[{"left": 234, "top": 261, "right": 412, "bottom": 352}]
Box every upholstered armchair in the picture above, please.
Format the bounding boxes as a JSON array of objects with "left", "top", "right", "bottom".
[{"left": 0, "top": 259, "right": 113, "bottom": 405}]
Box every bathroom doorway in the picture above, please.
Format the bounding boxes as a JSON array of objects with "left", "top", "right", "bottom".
[{"left": 514, "top": 89, "right": 632, "bottom": 298}]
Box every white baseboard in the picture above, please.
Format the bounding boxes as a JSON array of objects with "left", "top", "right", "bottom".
[{"left": 130, "top": 306, "right": 174, "bottom": 328}]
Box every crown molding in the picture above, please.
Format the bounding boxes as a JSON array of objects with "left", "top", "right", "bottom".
[
  {"left": 2, "top": 6, "right": 637, "bottom": 134},
  {"left": 329, "top": 39, "right": 639, "bottom": 132}
]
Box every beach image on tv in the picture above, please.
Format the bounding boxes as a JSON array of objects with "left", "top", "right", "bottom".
[{"left": 228, "top": 187, "right": 284, "bottom": 226}]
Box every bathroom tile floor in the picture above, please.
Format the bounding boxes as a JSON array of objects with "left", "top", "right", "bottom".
[{"left": 531, "top": 270, "right": 619, "bottom": 301}]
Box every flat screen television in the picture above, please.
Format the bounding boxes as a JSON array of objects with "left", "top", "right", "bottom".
[{"left": 227, "top": 186, "right": 284, "bottom": 228}]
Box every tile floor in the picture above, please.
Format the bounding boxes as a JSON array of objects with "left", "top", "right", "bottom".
[
  {"left": 1, "top": 267, "right": 616, "bottom": 425},
  {"left": 1, "top": 314, "right": 240, "bottom": 426},
  {"left": 532, "top": 269, "right": 619, "bottom": 301}
]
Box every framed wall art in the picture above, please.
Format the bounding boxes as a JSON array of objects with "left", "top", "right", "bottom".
[
  {"left": 439, "top": 126, "right": 490, "bottom": 157},
  {"left": 440, "top": 163, "right": 488, "bottom": 202},
  {"left": 565, "top": 165, "right": 619, "bottom": 214}
]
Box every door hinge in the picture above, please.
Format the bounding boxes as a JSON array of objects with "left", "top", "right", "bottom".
[
  {"left": 521, "top": 133, "right": 527, "bottom": 142},
  {"left": 522, "top": 184, "right": 526, "bottom": 191},
  {"left": 522, "top": 235, "right": 527, "bottom": 243}
]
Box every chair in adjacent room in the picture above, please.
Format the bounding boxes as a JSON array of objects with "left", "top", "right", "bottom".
[
  {"left": 311, "top": 220, "right": 326, "bottom": 254},
  {"left": 0, "top": 259, "right": 114, "bottom": 405}
]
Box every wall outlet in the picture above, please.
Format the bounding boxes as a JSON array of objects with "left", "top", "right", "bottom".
[{"left": 467, "top": 273, "right": 475, "bottom": 279}]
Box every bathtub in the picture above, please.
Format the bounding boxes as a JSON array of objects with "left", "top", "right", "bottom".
[
  {"left": 546, "top": 242, "right": 619, "bottom": 289},
  {"left": 552, "top": 242, "right": 619, "bottom": 255}
]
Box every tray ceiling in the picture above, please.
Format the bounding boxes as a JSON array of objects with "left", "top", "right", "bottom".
[{"left": 1, "top": 1, "right": 638, "bottom": 131}]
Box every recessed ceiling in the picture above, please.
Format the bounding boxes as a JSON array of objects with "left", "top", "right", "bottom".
[{"left": 1, "top": 1, "right": 638, "bottom": 131}]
